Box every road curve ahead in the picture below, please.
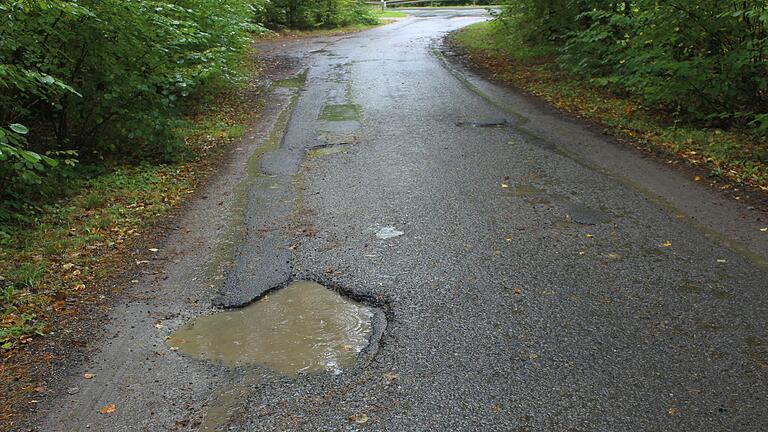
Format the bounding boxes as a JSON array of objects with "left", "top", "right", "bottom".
[{"left": 33, "top": 8, "right": 767, "bottom": 432}]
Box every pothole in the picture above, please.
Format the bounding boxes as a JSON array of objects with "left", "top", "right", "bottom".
[
  {"left": 318, "top": 131, "right": 358, "bottom": 146},
  {"left": 509, "top": 184, "right": 545, "bottom": 197},
  {"left": 308, "top": 144, "right": 353, "bottom": 158},
  {"left": 565, "top": 203, "right": 611, "bottom": 225},
  {"left": 507, "top": 184, "right": 552, "bottom": 204},
  {"left": 455, "top": 119, "right": 507, "bottom": 128},
  {"left": 168, "top": 281, "right": 375, "bottom": 376}
]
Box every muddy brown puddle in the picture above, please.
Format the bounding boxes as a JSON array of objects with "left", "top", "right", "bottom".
[{"left": 168, "top": 281, "right": 374, "bottom": 376}]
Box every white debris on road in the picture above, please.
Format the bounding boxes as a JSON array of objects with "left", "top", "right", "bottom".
[{"left": 376, "top": 226, "right": 404, "bottom": 240}]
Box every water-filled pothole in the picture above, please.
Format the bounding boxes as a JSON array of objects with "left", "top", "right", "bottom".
[
  {"left": 565, "top": 203, "right": 611, "bottom": 225},
  {"left": 168, "top": 281, "right": 374, "bottom": 375}
]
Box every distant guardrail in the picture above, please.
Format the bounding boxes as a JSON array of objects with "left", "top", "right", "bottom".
[{"left": 365, "top": 0, "right": 483, "bottom": 6}]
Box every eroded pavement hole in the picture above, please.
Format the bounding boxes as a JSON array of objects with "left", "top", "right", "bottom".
[
  {"left": 308, "top": 144, "right": 353, "bottom": 158},
  {"left": 565, "top": 203, "right": 611, "bottom": 225},
  {"left": 168, "top": 281, "right": 378, "bottom": 376},
  {"left": 456, "top": 119, "right": 508, "bottom": 128}
]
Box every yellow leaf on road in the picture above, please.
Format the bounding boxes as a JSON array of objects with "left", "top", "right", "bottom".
[
  {"left": 99, "top": 403, "right": 117, "bottom": 414},
  {"left": 348, "top": 413, "right": 369, "bottom": 424},
  {"left": 383, "top": 372, "right": 399, "bottom": 383}
]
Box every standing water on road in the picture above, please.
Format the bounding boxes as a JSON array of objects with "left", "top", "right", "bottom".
[{"left": 167, "top": 281, "right": 374, "bottom": 375}]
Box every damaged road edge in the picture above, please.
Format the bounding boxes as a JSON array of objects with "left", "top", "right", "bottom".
[{"left": 207, "top": 71, "right": 308, "bottom": 306}]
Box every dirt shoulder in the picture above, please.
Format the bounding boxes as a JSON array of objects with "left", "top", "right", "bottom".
[{"left": 0, "top": 48, "right": 306, "bottom": 429}]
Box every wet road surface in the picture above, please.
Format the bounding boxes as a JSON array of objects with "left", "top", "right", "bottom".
[{"left": 28, "top": 8, "right": 767, "bottom": 432}]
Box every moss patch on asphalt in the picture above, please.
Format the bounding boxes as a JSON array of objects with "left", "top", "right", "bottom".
[{"left": 450, "top": 20, "right": 768, "bottom": 193}]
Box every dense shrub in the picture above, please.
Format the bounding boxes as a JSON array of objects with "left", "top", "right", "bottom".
[
  {"left": 0, "top": 0, "right": 259, "bottom": 225},
  {"left": 257, "top": 0, "right": 377, "bottom": 30},
  {"left": 499, "top": 0, "right": 768, "bottom": 134}
]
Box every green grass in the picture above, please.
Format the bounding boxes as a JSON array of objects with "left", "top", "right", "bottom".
[
  {"left": 372, "top": 8, "right": 408, "bottom": 19},
  {"left": 450, "top": 20, "right": 555, "bottom": 59},
  {"left": 451, "top": 21, "right": 768, "bottom": 191}
]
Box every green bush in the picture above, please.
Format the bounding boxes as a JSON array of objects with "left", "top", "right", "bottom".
[
  {"left": 499, "top": 0, "right": 768, "bottom": 134},
  {"left": 256, "top": 0, "right": 377, "bottom": 30},
  {"left": 0, "top": 0, "right": 260, "bottom": 225}
]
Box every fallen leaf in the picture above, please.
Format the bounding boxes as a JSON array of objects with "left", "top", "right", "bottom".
[
  {"left": 84, "top": 373, "right": 95, "bottom": 379},
  {"left": 62, "top": 263, "right": 75, "bottom": 270},
  {"left": 383, "top": 372, "right": 399, "bottom": 383},
  {"left": 661, "top": 240, "right": 672, "bottom": 247},
  {"left": 693, "top": 176, "right": 701, "bottom": 182},
  {"left": 585, "top": 234, "right": 594, "bottom": 238},
  {"left": 513, "top": 287, "right": 522, "bottom": 295},
  {"left": 348, "top": 413, "right": 369, "bottom": 424},
  {"left": 501, "top": 183, "right": 509, "bottom": 188},
  {"left": 667, "top": 407, "right": 681, "bottom": 416},
  {"left": 99, "top": 403, "right": 117, "bottom": 414}
]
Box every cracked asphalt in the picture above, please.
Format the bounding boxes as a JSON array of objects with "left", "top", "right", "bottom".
[{"left": 23, "top": 8, "right": 768, "bottom": 432}]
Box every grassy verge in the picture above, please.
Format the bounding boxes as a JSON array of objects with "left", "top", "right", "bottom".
[
  {"left": 372, "top": 8, "right": 408, "bottom": 19},
  {"left": 0, "top": 54, "right": 263, "bottom": 354},
  {"left": 451, "top": 20, "right": 768, "bottom": 192}
]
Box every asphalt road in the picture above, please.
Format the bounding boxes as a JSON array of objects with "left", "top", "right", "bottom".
[{"left": 25, "top": 8, "right": 767, "bottom": 432}]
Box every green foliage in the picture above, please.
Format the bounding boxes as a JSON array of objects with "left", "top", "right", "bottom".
[
  {"left": 256, "top": 0, "right": 377, "bottom": 30},
  {"left": 0, "top": 0, "right": 260, "bottom": 227},
  {"left": 499, "top": 0, "right": 768, "bottom": 135}
]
